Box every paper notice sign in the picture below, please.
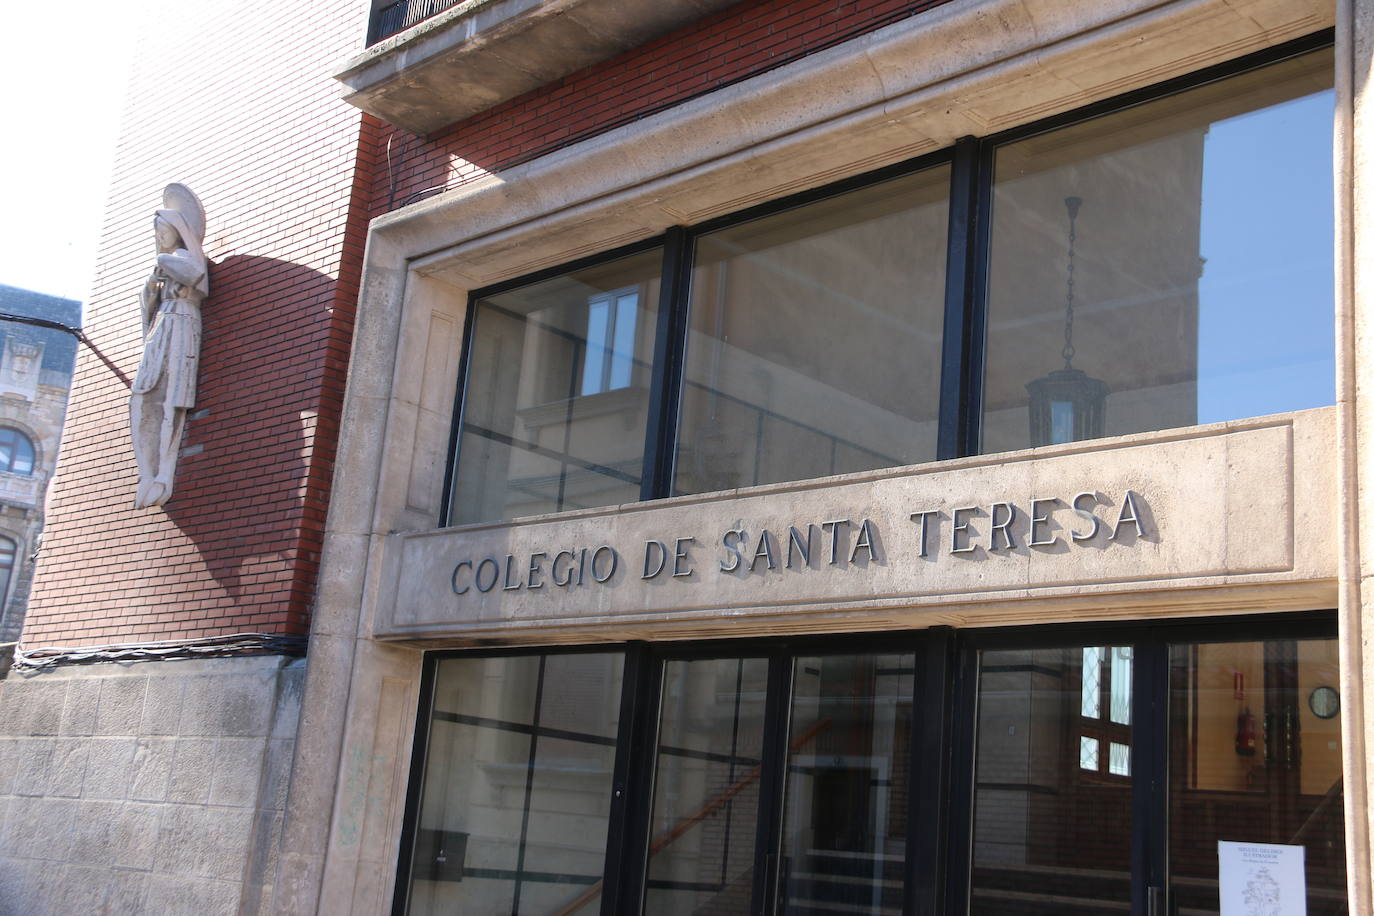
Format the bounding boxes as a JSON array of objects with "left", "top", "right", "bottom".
[{"left": 1218, "top": 841, "right": 1306, "bottom": 916}]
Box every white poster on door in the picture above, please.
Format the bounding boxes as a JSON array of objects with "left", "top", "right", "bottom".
[{"left": 1218, "top": 841, "right": 1306, "bottom": 916}]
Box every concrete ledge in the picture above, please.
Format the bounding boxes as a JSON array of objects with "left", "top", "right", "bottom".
[{"left": 335, "top": 0, "right": 742, "bottom": 134}]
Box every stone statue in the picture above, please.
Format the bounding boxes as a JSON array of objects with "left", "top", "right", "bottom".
[{"left": 130, "top": 184, "right": 208, "bottom": 509}]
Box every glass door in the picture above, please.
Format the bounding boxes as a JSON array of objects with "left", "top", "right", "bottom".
[
  {"left": 961, "top": 621, "right": 1346, "bottom": 916},
  {"left": 638, "top": 641, "right": 929, "bottom": 916},
  {"left": 396, "top": 617, "right": 1346, "bottom": 916},
  {"left": 967, "top": 644, "right": 1136, "bottom": 914},
  {"left": 1167, "top": 637, "right": 1347, "bottom": 915},
  {"left": 779, "top": 651, "right": 916, "bottom": 915},
  {"left": 643, "top": 656, "right": 771, "bottom": 914}
]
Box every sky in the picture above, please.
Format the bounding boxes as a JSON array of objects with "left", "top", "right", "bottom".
[{"left": 0, "top": 1, "right": 146, "bottom": 305}]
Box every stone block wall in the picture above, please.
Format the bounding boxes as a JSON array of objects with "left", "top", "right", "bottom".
[{"left": 0, "top": 656, "right": 302, "bottom": 914}]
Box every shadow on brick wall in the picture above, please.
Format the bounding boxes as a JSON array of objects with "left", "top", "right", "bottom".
[{"left": 160, "top": 253, "right": 342, "bottom": 634}]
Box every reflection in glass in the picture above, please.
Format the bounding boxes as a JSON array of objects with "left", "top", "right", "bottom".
[
  {"left": 675, "top": 166, "right": 950, "bottom": 496},
  {"left": 404, "top": 653, "right": 624, "bottom": 915},
  {"left": 780, "top": 653, "right": 914, "bottom": 915},
  {"left": 1168, "top": 639, "right": 1346, "bottom": 915},
  {"left": 982, "top": 50, "right": 1334, "bottom": 454},
  {"left": 970, "top": 647, "right": 1132, "bottom": 914},
  {"left": 645, "top": 657, "right": 769, "bottom": 915},
  {"left": 450, "top": 250, "right": 662, "bottom": 524}
]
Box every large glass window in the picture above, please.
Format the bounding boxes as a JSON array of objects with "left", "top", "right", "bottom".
[
  {"left": 449, "top": 250, "right": 662, "bottom": 525},
  {"left": 674, "top": 167, "right": 950, "bottom": 495},
  {"left": 981, "top": 49, "right": 1334, "bottom": 453},
  {"left": 967, "top": 626, "right": 1345, "bottom": 916},
  {"left": 445, "top": 40, "right": 1333, "bottom": 529}
]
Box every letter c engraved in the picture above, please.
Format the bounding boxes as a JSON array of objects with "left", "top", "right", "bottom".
[{"left": 451, "top": 561, "right": 472, "bottom": 595}]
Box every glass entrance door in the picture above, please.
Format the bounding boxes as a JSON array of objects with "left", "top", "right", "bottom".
[
  {"left": 962, "top": 624, "right": 1347, "bottom": 916},
  {"left": 779, "top": 652, "right": 915, "bottom": 915},
  {"left": 1167, "top": 638, "right": 1347, "bottom": 915},
  {"left": 640, "top": 646, "right": 924, "bottom": 916},
  {"left": 643, "top": 656, "right": 770, "bottom": 914},
  {"left": 968, "top": 645, "right": 1136, "bottom": 914},
  {"left": 396, "top": 617, "right": 1346, "bottom": 916}
]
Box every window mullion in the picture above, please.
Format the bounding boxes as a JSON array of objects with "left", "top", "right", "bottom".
[
  {"left": 1130, "top": 640, "right": 1169, "bottom": 916},
  {"left": 640, "top": 226, "right": 693, "bottom": 501},
  {"left": 436, "top": 289, "right": 481, "bottom": 527},
  {"left": 937, "top": 136, "right": 988, "bottom": 460},
  {"left": 908, "top": 627, "right": 955, "bottom": 916},
  {"left": 751, "top": 651, "right": 795, "bottom": 916},
  {"left": 941, "top": 639, "right": 980, "bottom": 915},
  {"left": 602, "top": 643, "right": 661, "bottom": 916}
]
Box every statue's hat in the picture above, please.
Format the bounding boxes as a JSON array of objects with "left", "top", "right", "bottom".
[{"left": 160, "top": 183, "right": 205, "bottom": 243}]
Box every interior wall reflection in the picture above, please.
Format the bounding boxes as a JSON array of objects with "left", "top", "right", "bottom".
[
  {"left": 981, "top": 50, "right": 1334, "bottom": 453},
  {"left": 1168, "top": 639, "right": 1346, "bottom": 915},
  {"left": 674, "top": 168, "right": 950, "bottom": 496},
  {"left": 451, "top": 251, "right": 663, "bottom": 525}
]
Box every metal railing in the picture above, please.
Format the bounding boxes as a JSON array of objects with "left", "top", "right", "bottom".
[{"left": 369, "top": 0, "right": 463, "bottom": 44}]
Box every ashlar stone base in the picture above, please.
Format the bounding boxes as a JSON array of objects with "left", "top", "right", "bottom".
[{"left": 0, "top": 654, "right": 303, "bottom": 915}]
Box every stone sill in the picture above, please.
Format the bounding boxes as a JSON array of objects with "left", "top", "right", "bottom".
[{"left": 334, "top": 0, "right": 740, "bottom": 135}]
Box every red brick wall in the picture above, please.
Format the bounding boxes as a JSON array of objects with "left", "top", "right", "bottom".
[
  {"left": 374, "top": 0, "right": 953, "bottom": 216},
  {"left": 26, "top": 0, "right": 950, "bottom": 647},
  {"left": 23, "top": 0, "right": 375, "bottom": 645}
]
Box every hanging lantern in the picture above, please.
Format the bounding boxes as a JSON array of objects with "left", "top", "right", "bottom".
[{"left": 1028, "top": 196, "right": 1108, "bottom": 447}]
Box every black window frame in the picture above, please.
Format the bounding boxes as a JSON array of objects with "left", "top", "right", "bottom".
[
  {"left": 438, "top": 29, "right": 1335, "bottom": 529},
  {"left": 392, "top": 611, "right": 1340, "bottom": 916}
]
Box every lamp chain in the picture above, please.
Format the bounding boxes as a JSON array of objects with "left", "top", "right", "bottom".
[{"left": 1062, "top": 196, "right": 1082, "bottom": 369}]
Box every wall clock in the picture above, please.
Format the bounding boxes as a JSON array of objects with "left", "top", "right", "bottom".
[{"left": 1309, "top": 685, "right": 1340, "bottom": 719}]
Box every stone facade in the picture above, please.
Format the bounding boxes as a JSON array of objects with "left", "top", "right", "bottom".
[{"left": 0, "top": 285, "right": 80, "bottom": 647}]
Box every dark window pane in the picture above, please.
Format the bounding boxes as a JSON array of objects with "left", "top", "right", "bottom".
[
  {"left": 780, "top": 653, "right": 914, "bottom": 915},
  {"left": 1168, "top": 638, "right": 1346, "bottom": 915},
  {"left": 0, "top": 535, "right": 14, "bottom": 604},
  {"left": 0, "top": 427, "right": 34, "bottom": 476},
  {"left": 405, "top": 653, "right": 624, "bottom": 915},
  {"left": 451, "top": 251, "right": 662, "bottom": 524},
  {"left": 970, "top": 647, "right": 1132, "bottom": 914},
  {"left": 645, "top": 657, "right": 769, "bottom": 915},
  {"left": 675, "top": 166, "right": 949, "bottom": 495},
  {"left": 982, "top": 50, "right": 1333, "bottom": 454}
]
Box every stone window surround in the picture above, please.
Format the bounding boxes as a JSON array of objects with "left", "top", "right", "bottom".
[{"left": 277, "top": 0, "right": 1356, "bottom": 913}]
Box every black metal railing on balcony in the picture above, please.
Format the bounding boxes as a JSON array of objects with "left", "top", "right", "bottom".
[{"left": 368, "top": 0, "right": 464, "bottom": 44}]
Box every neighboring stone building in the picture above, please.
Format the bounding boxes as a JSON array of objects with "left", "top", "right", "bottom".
[
  {"left": 0, "top": 285, "right": 79, "bottom": 646},
  {"left": 2, "top": 1, "right": 1373, "bottom": 914}
]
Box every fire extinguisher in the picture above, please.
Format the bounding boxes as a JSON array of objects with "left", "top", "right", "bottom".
[{"left": 1236, "top": 706, "right": 1257, "bottom": 756}]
